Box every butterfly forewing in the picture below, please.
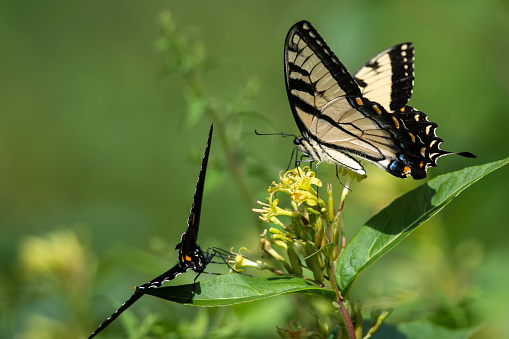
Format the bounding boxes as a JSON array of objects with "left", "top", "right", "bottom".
[
  {"left": 285, "top": 21, "right": 362, "bottom": 134},
  {"left": 175, "top": 124, "right": 213, "bottom": 272}
]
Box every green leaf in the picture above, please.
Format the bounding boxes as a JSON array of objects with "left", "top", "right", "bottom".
[
  {"left": 396, "top": 320, "right": 480, "bottom": 339},
  {"left": 138, "top": 274, "right": 335, "bottom": 306},
  {"left": 366, "top": 320, "right": 480, "bottom": 339},
  {"left": 336, "top": 158, "right": 509, "bottom": 292}
]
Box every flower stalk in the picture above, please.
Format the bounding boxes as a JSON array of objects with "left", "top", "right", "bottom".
[{"left": 252, "top": 166, "right": 363, "bottom": 338}]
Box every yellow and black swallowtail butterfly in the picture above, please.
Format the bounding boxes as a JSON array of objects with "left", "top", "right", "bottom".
[
  {"left": 285, "top": 21, "right": 475, "bottom": 179},
  {"left": 89, "top": 125, "right": 230, "bottom": 338}
]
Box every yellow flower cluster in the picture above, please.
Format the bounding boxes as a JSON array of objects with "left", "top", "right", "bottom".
[{"left": 251, "top": 167, "right": 340, "bottom": 282}]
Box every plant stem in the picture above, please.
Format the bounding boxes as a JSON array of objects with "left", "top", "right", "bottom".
[
  {"left": 328, "top": 264, "right": 356, "bottom": 339},
  {"left": 331, "top": 174, "right": 356, "bottom": 338},
  {"left": 338, "top": 301, "right": 356, "bottom": 339}
]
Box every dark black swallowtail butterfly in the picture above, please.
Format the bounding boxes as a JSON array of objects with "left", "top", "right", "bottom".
[{"left": 89, "top": 124, "right": 226, "bottom": 338}]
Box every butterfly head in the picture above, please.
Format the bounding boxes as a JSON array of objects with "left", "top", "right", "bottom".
[
  {"left": 294, "top": 136, "right": 319, "bottom": 162},
  {"left": 293, "top": 136, "right": 304, "bottom": 148}
]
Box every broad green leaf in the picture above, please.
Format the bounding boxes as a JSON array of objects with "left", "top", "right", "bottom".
[
  {"left": 138, "top": 274, "right": 335, "bottom": 306},
  {"left": 336, "top": 158, "right": 509, "bottom": 291},
  {"left": 363, "top": 322, "right": 405, "bottom": 339},
  {"left": 396, "top": 320, "right": 480, "bottom": 339},
  {"left": 366, "top": 320, "right": 480, "bottom": 339}
]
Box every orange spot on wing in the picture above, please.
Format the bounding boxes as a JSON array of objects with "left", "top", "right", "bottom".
[
  {"left": 185, "top": 255, "right": 192, "bottom": 262},
  {"left": 392, "top": 117, "right": 400, "bottom": 129},
  {"left": 400, "top": 107, "right": 405, "bottom": 112},
  {"left": 355, "top": 97, "right": 363, "bottom": 105},
  {"left": 408, "top": 132, "right": 416, "bottom": 142},
  {"left": 403, "top": 166, "right": 411, "bottom": 175},
  {"left": 373, "top": 105, "right": 382, "bottom": 114}
]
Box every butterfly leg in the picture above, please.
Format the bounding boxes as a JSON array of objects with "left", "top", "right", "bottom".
[
  {"left": 295, "top": 153, "right": 313, "bottom": 167},
  {"left": 335, "top": 166, "right": 352, "bottom": 191},
  {"left": 286, "top": 147, "right": 298, "bottom": 171},
  {"left": 206, "top": 247, "right": 252, "bottom": 277},
  {"left": 206, "top": 248, "right": 234, "bottom": 269},
  {"left": 182, "top": 272, "right": 203, "bottom": 303},
  {"left": 313, "top": 162, "right": 321, "bottom": 197}
]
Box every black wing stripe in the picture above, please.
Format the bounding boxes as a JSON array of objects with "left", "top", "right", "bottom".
[
  {"left": 354, "top": 43, "right": 415, "bottom": 112},
  {"left": 288, "top": 77, "right": 315, "bottom": 97},
  {"left": 389, "top": 44, "right": 415, "bottom": 111},
  {"left": 318, "top": 139, "right": 386, "bottom": 162},
  {"left": 285, "top": 21, "right": 362, "bottom": 134},
  {"left": 304, "top": 120, "right": 388, "bottom": 161},
  {"left": 289, "top": 23, "right": 361, "bottom": 96}
]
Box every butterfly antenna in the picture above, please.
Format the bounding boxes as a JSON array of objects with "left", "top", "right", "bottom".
[
  {"left": 210, "top": 247, "right": 234, "bottom": 256},
  {"left": 254, "top": 130, "right": 298, "bottom": 138}
]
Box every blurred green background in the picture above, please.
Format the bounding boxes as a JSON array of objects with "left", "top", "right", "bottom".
[{"left": 1, "top": 1, "right": 508, "bottom": 338}]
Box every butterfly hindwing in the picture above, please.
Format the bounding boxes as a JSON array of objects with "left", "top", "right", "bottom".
[
  {"left": 354, "top": 43, "right": 415, "bottom": 112},
  {"left": 88, "top": 265, "right": 184, "bottom": 339}
]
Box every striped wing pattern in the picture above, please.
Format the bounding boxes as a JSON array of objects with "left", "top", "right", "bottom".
[
  {"left": 354, "top": 43, "right": 415, "bottom": 112},
  {"left": 284, "top": 21, "right": 474, "bottom": 179},
  {"left": 284, "top": 21, "right": 360, "bottom": 133}
]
